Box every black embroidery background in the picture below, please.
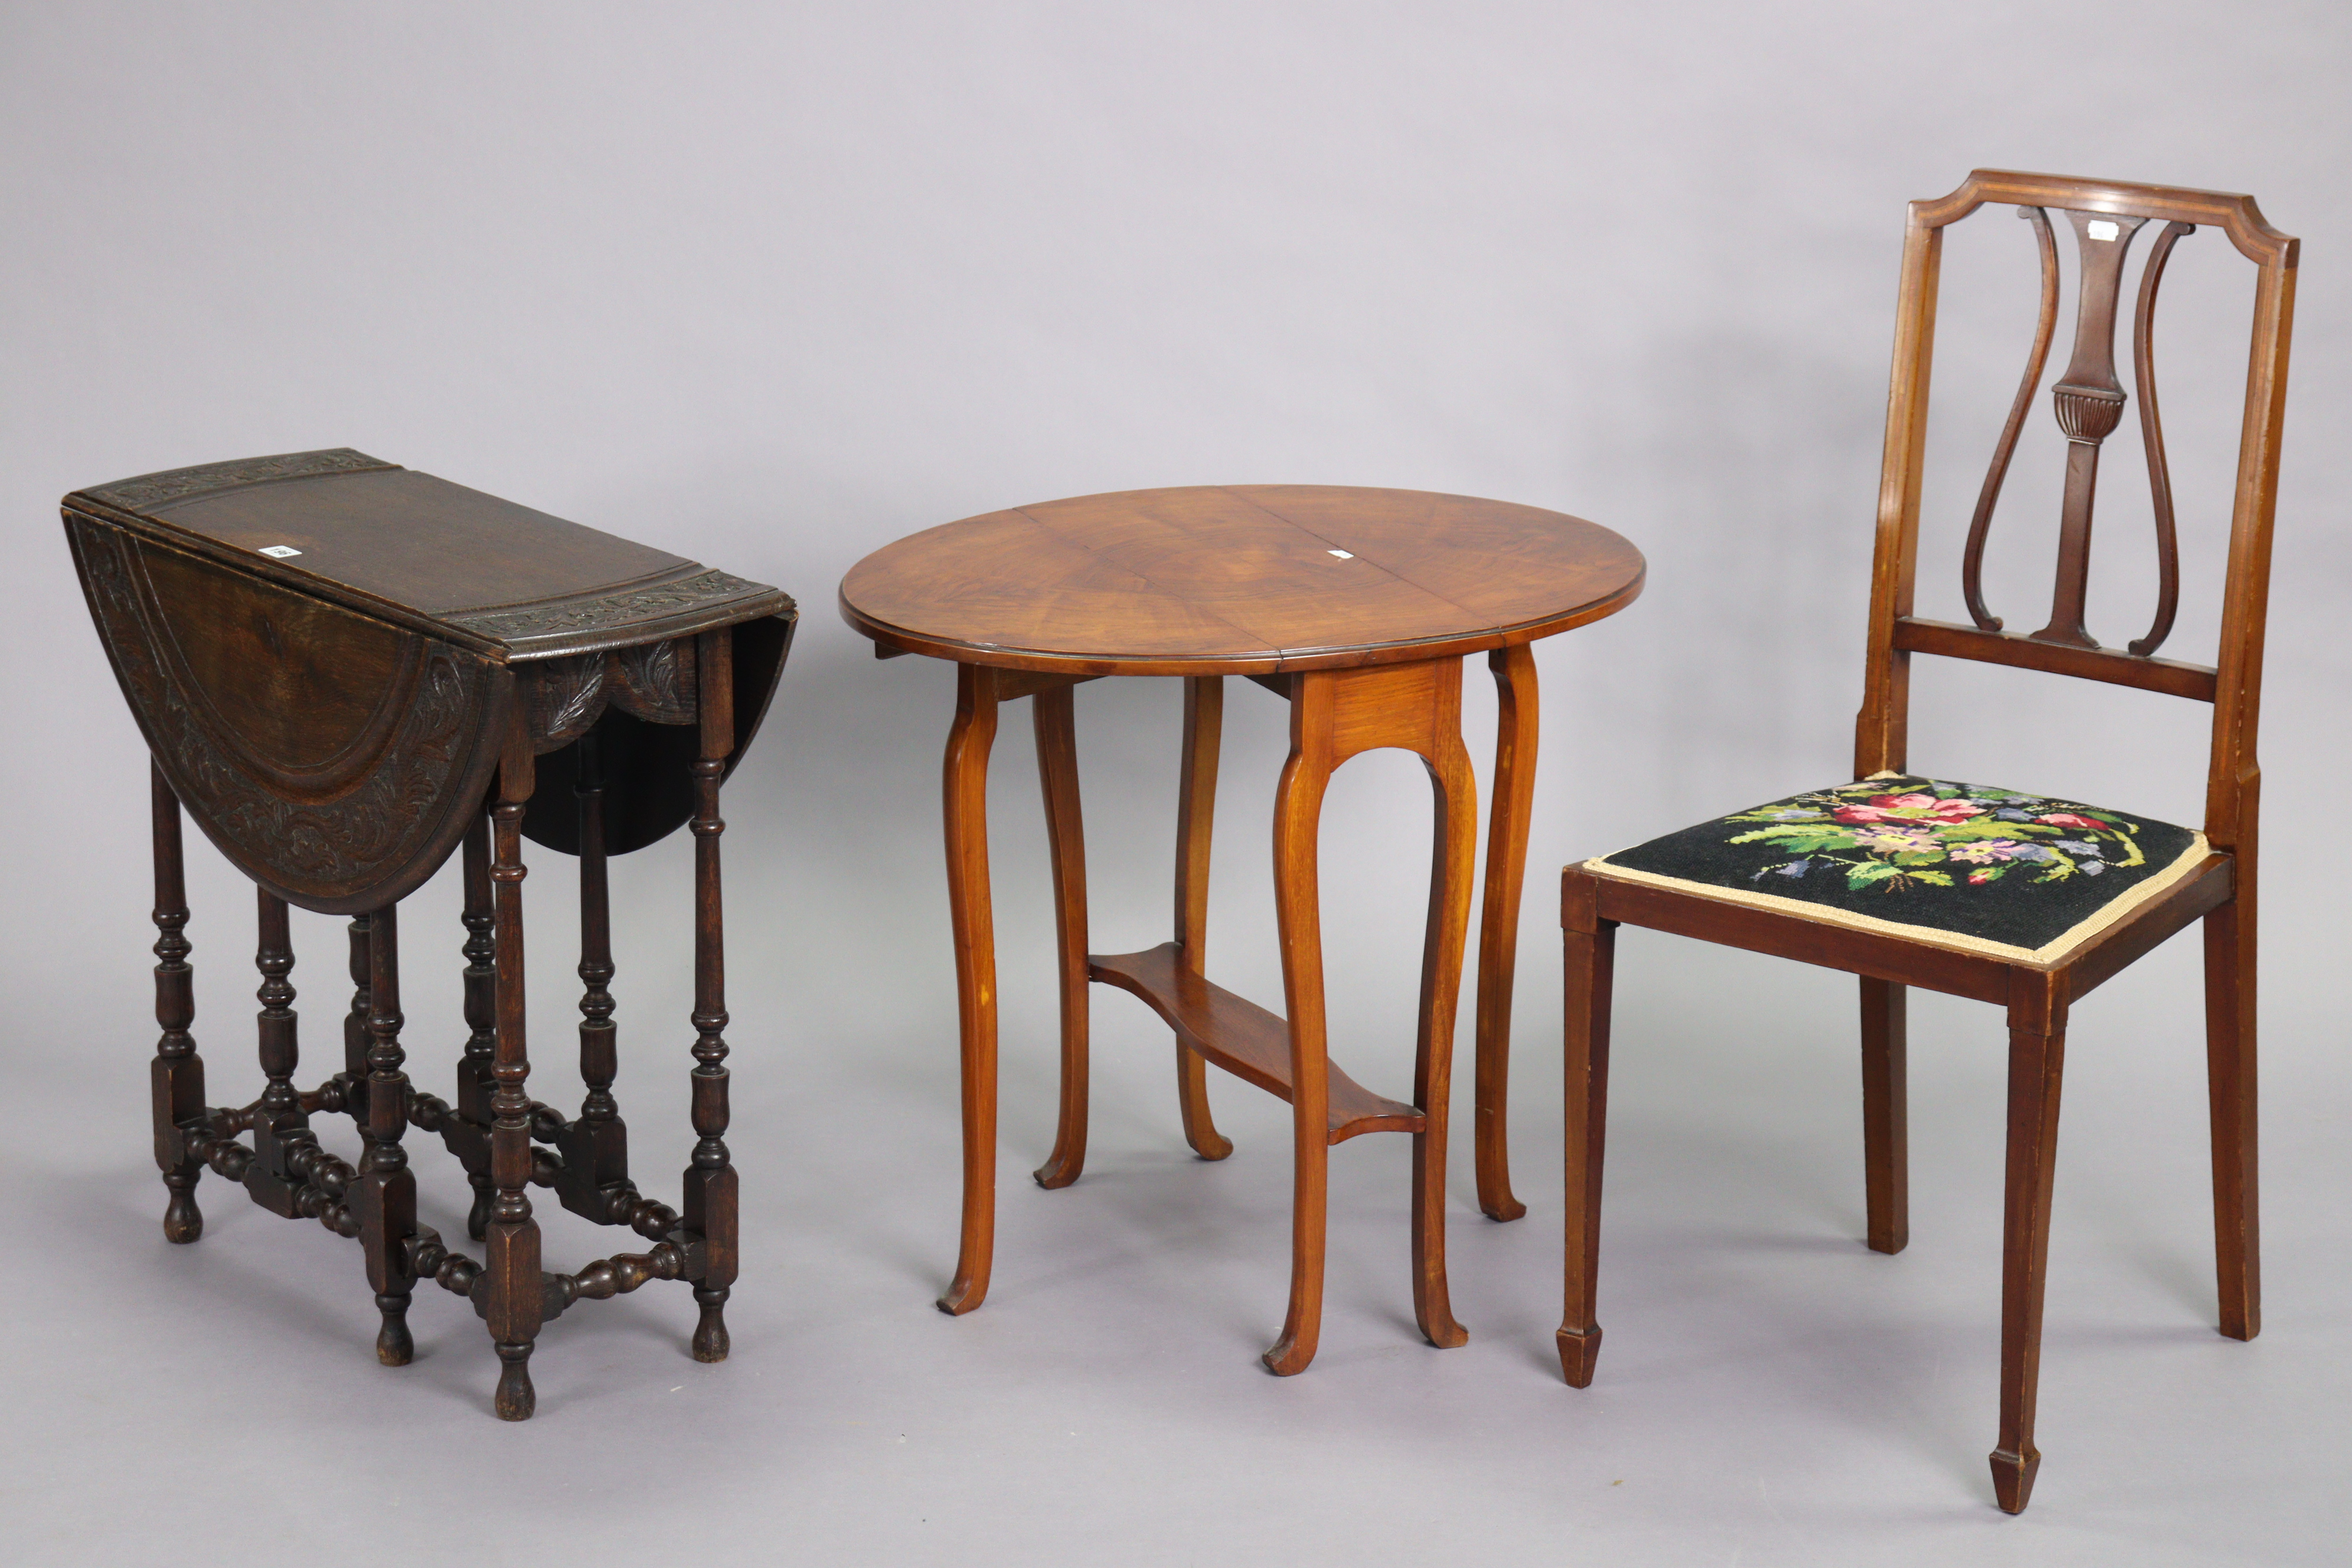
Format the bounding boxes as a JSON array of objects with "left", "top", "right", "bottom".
[{"left": 1601, "top": 776, "right": 2202, "bottom": 950}]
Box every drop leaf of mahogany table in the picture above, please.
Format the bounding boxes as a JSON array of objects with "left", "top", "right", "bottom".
[
  {"left": 842, "top": 484, "right": 1643, "bottom": 1372},
  {"left": 66, "top": 448, "right": 796, "bottom": 1419}
]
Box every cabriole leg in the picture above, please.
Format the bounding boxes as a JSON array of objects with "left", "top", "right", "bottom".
[
  {"left": 1860, "top": 976, "right": 1909, "bottom": 1254},
  {"left": 939, "top": 663, "right": 1001, "bottom": 1315},
  {"left": 150, "top": 765, "right": 204, "bottom": 1244},
  {"left": 352, "top": 903, "right": 418, "bottom": 1366},
  {"left": 1472, "top": 643, "right": 1538, "bottom": 1221},
  {"left": 683, "top": 628, "right": 739, "bottom": 1361},
  {"left": 1032, "top": 682, "right": 1092, "bottom": 1189},
  {"left": 1265, "top": 688, "right": 1335, "bottom": 1377},
  {"left": 1410, "top": 730, "right": 1476, "bottom": 1348},
  {"left": 486, "top": 731, "right": 543, "bottom": 1419},
  {"left": 1173, "top": 675, "right": 1231, "bottom": 1160}
]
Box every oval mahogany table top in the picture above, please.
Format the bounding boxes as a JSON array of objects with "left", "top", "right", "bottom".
[{"left": 839, "top": 485, "right": 1645, "bottom": 676}]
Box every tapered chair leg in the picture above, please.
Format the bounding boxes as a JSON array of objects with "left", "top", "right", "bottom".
[
  {"left": 1265, "top": 737, "right": 1334, "bottom": 1376},
  {"left": 1410, "top": 737, "right": 1478, "bottom": 1349},
  {"left": 1558, "top": 868, "right": 1615, "bottom": 1387},
  {"left": 1173, "top": 676, "right": 1231, "bottom": 1161},
  {"left": 2204, "top": 895, "right": 2259, "bottom": 1341},
  {"left": 1860, "top": 976, "right": 1909, "bottom": 1254},
  {"left": 1032, "top": 683, "right": 1092, "bottom": 1189},
  {"left": 1991, "top": 988, "right": 2068, "bottom": 1513}
]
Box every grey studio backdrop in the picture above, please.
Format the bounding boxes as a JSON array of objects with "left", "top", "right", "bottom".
[{"left": 2, "top": 4, "right": 2346, "bottom": 1565}]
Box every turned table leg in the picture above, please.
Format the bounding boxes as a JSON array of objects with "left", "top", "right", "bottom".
[
  {"left": 1173, "top": 675, "right": 1231, "bottom": 1160},
  {"left": 341, "top": 914, "right": 373, "bottom": 1133},
  {"left": 485, "top": 723, "right": 544, "bottom": 1419},
  {"left": 1472, "top": 643, "right": 1538, "bottom": 1221},
  {"left": 564, "top": 731, "right": 630, "bottom": 1221},
  {"left": 1031, "top": 681, "right": 1092, "bottom": 1189},
  {"left": 939, "top": 662, "right": 1002, "bottom": 1315},
  {"left": 459, "top": 810, "right": 498, "bottom": 1240},
  {"left": 683, "top": 627, "right": 739, "bottom": 1361},
  {"left": 249, "top": 888, "right": 314, "bottom": 1215},
  {"left": 150, "top": 763, "right": 205, "bottom": 1244},
  {"left": 354, "top": 902, "right": 419, "bottom": 1366}
]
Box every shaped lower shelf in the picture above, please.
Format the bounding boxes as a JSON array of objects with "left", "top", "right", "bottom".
[{"left": 1088, "top": 943, "right": 1425, "bottom": 1145}]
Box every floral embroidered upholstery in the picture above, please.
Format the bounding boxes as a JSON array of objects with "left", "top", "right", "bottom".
[{"left": 1589, "top": 776, "right": 2207, "bottom": 961}]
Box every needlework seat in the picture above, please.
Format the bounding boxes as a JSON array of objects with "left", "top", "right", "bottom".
[{"left": 1590, "top": 773, "right": 2205, "bottom": 965}]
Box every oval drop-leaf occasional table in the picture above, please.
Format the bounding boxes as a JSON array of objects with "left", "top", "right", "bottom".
[
  {"left": 66, "top": 449, "right": 796, "bottom": 1419},
  {"left": 841, "top": 484, "right": 1644, "bottom": 1372}
]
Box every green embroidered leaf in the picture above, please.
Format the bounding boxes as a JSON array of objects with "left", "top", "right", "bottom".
[
  {"left": 1729, "top": 828, "right": 1855, "bottom": 852},
  {"left": 1892, "top": 850, "right": 1945, "bottom": 865},
  {"left": 2114, "top": 835, "right": 2146, "bottom": 869},
  {"left": 1945, "top": 819, "right": 2056, "bottom": 839},
  {"left": 1911, "top": 870, "right": 1955, "bottom": 886},
  {"left": 1846, "top": 864, "right": 1897, "bottom": 889}
]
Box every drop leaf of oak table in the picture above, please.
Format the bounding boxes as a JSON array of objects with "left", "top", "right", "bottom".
[
  {"left": 841, "top": 484, "right": 1644, "bottom": 1373},
  {"left": 66, "top": 448, "right": 796, "bottom": 1420}
]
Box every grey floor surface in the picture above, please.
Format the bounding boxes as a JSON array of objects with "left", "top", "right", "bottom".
[{"left": 6, "top": 887, "right": 2344, "bottom": 1568}]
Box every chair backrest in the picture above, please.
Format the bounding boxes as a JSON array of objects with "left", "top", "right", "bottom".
[{"left": 1855, "top": 169, "right": 2298, "bottom": 857}]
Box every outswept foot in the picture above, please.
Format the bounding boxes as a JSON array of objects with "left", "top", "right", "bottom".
[
  {"left": 1557, "top": 1326, "right": 1602, "bottom": 1388},
  {"left": 691, "top": 1285, "right": 731, "bottom": 1362},
  {"left": 1188, "top": 1128, "right": 1234, "bottom": 1161},
  {"left": 1989, "top": 1445, "right": 2040, "bottom": 1514},
  {"left": 1261, "top": 1330, "right": 1315, "bottom": 1377},
  {"left": 1420, "top": 1310, "right": 1468, "bottom": 1350},
  {"left": 936, "top": 1273, "right": 985, "bottom": 1317},
  {"left": 1031, "top": 1150, "right": 1083, "bottom": 1190},
  {"left": 375, "top": 1293, "right": 414, "bottom": 1366},
  {"left": 493, "top": 1342, "right": 536, "bottom": 1420}
]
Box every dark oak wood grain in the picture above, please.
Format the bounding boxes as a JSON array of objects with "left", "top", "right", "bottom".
[
  {"left": 848, "top": 486, "right": 1639, "bottom": 1373},
  {"left": 73, "top": 452, "right": 795, "bottom": 1420},
  {"left": 1564, "top": 169, "right": 2295, "bottom": 1514}
]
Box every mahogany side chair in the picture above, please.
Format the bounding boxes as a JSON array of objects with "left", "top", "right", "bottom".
[{"left": 1556, "top": 171, "right": 2297, "bottom": 1513}]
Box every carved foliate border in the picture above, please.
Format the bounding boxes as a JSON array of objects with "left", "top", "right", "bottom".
[
  {"left": 449, "top": 569, "right": 778, "bottom": 641},
  {"left": 81, "top": 449, "right": 397, "bottom": 513},
  {"left": 74, "top": 518, "right": 507, "bottom": 912}
]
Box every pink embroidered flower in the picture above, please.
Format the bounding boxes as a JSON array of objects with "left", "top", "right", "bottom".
[
  {"left": 1834, "top": 793, "right": 1985, "bottom": 825},
  {"left": 1968, "top": 868, "right": 1998, "bottom": 884},
  {"left": 1948, "top": 839, "right": 2023, "bottom": 864},
  {"left": 2036, "top": 812, "right": 2111, "bottom": 831}
]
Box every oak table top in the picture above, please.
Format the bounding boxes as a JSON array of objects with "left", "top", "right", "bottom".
[{"left": 838, "top": 484, "right": 1645, "bottom": 675}]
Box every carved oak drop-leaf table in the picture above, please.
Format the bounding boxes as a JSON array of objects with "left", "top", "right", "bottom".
[{"left": 66, "top": 449, "right": 795, "bottom": 1419}]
